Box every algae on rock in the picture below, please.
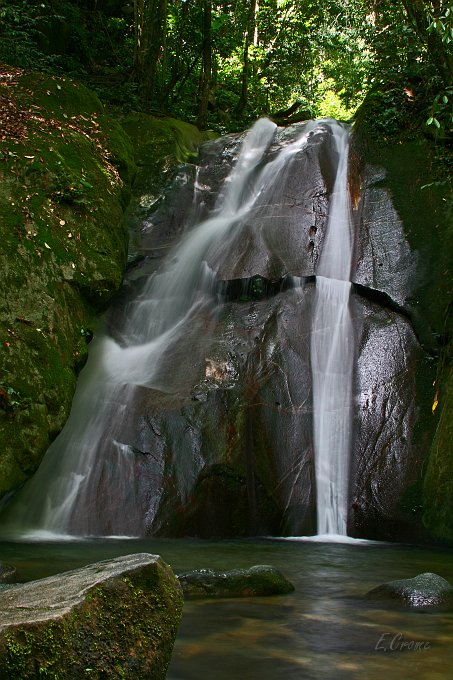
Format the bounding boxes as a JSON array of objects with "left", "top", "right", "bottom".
[
  {"left": 0, "top": 67, "right": 134, "bottom": 498},
  {"left": 0, "top": 64, "right": 219, "bottom": 508},
  {"left": 0, "top": 553, "right": 183, "bottom": 679}
]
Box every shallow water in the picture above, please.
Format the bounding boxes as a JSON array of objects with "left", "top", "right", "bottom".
[{"left": 1, "top": 538, "right": 452, "bottom": 679}]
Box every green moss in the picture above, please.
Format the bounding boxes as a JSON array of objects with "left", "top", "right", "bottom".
[
  {"left": 0, "top": 67, "right": 216, "bottom": 501},
  {"left": 121, "top": 112, "right": 217, "bottom": 203},
  {"left": 0, "top": 68, "right": 133, "bottom": 497},
  {"left": 423, "top": 343, "right": 453, "bottom": 542},
  {"left": 14, "top": 72, "right": 102, "bottom": 120},
  {"left": 0, "top": 560, "right": 183, "bottom": 679}
]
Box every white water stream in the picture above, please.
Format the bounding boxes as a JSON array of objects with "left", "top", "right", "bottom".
[{"left": 310, "top": 123, "right": 354, "bottom": 537}]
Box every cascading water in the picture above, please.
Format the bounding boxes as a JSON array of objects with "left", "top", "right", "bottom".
[
  {"left": 2, "top": 117, "right": 332, "bottom": 538},
  {"left": 310, "top": 123, "right": 354, "bottom": 537}
]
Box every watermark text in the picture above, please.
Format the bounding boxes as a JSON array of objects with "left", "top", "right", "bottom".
[{"left": 375, "top": 633, "right": 431, "bottom": 652}]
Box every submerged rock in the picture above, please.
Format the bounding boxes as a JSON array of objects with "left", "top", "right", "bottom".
[
  {"left": 0, "top": 553, "right": 183, "bottom": 679},
  {"left": 366, "top": 572, "right": 453, "bottom": 608},
  {"left": 0, "top": 562, "right": 16, "bottom": 583},
  {"left": 177, "top": 565, "right": 295, "bottom": 598}
]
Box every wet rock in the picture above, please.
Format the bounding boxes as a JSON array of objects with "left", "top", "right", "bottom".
[
  {"left": 177, "top": 565, "right": 295, "bottom": 598},
  {"left": 138, "top": 131, "right": 236, "bottom": 261},
  {"left": 0, "top": 553, "right": 183, "bottom": 679},
  {"left": 99, "top": 121, "right": 444, "bottom": 542},
  {"left": 205, "top": 122, "right": 336, "bottom": 281},
  {"left": 4, "top": 116, "right": 435, "bottom": 543},
  {"left": 142, "top": 286, "right": 316, "bottom": 538},
  {"left": 366, "top": 572, "right": 453, "bottom": 608},
  {"left": 0, "top": 562, "right": 16, "bottom": 583},
  {"left": 349, "top": 293, "right": 427, "bottom": 540},
  {"left": 67, "top": 241, "right": 425, "bottom": 541},
  {"left": 352, "top": 164, "right": 418, "bottom": 312}
]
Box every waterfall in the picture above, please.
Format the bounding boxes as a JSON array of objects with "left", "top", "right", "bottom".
[
  {"left": 310, "top": 123, "right": 354, "bottom": 537},
  {"left": 2, "top": 117, "right": 326, "bottom": 539}
]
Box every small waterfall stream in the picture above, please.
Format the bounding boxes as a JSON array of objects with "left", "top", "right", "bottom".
[
  {"left": 311, "top": 124, "right": 354, "bottom": 537},
  {"left": 4, "top": 117, "right": 347, "bottom": 538}
]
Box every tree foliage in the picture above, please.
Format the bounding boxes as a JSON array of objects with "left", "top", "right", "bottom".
[{"left": 0, "top": 0, "right": 451, "bottom": 133}]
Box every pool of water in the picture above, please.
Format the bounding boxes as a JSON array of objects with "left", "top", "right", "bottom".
[{"left": 0, "top": 537, "right": 452, "bottom": 679}]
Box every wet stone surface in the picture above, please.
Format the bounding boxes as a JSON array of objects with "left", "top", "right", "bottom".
[{"left": 366, "top": 572, "right": 453, "bottom": 609}]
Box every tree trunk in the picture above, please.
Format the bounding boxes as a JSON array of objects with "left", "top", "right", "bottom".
[
  {"left": 134, "top": 0, "right": 168, "bottom": 102},
  {"left": 400, "top": 0, "right": 453, "bottom": 81},
  {"left": 197, "top": 0, "right": 212, "bottom": 129},
  {"left": 236, "top": 0, "right": 258, "bottom": 115}
]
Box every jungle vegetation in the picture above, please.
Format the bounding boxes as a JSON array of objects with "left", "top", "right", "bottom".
[{"left": 0, "top": 0, "right": 451, "bottom": 133}]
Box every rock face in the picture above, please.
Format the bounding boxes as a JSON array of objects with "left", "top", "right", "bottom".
[
  {"left": 177, "top": 565, "right": 295, "bottom": 598},
  {"left": 349, "top": 125, "right": 452, "bottom": 542},
  {"left": 366, "top": 572, "right": 453, "bottom": 609},
  {"left": 138, "top": 121, "right": 334, "bottom": 282},
  {"left": 0, "top": 69, "right": 133, "bottom": 500},
  {"left": 0, "top": 553, "right": 183, "bottom": 679},
  {"left": 0, "top": 66, "right": 215, "bottom": 504},
  {"left": 97, "top": 120, "right": 429, "bottom": 541},
  {"left": 2, "top": 115, "right": 444, "bottom": 542}
]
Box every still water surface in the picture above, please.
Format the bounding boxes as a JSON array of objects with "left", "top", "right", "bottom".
[{"left": 0, "top": 538, "right": 452, "bottom": 679}]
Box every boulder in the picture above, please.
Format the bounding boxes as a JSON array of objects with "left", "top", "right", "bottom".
[
  {"left": 366, "top": 572, "right": 453, "bottom": 608},
  {"left": 0, "top": 553, "right": 183, "bottom": 679},
  {"left": 177, "top": 565, "right": 295, "bottom": 598}
]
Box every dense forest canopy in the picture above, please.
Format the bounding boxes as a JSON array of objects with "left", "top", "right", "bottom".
[{"left": 0, "top": 0, "right": 451, "bottom": 132}]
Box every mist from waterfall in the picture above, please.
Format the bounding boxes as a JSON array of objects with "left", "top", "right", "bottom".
[{"left": 310, "top": 123, "right": 354, "bottom": 537}]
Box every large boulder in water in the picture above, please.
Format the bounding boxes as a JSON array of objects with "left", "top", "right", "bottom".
[
  {"left": 366, "top": 572, "right": 453, "bottom": 609},
  {"left": 0, "top": 553, "right": 183, "bottom": 679},
  {"left": 177, "top": 565, "right": 295, "bottom": 598}
]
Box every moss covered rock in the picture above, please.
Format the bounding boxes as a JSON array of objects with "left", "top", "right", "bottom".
[
  {"left": 366, "top": 572, "right": 453, "bottom": 609},
  {"left": 0, "top": 66, "right": 137, "bottom": 498},
  {"left": 353, "top": 90, "right": 453, "bottom": 543},
  {"left": 0, "top": 553, "right": 183, "bottom": 679},
  {"left": 0, "top": 61, "right": 221, "bottom": 506},
  {"left": 177, "top": 565, "right": 295, "bottom": 599},
  {"left": 119, "top": 112, "right": 218, "bottom": 257}
]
